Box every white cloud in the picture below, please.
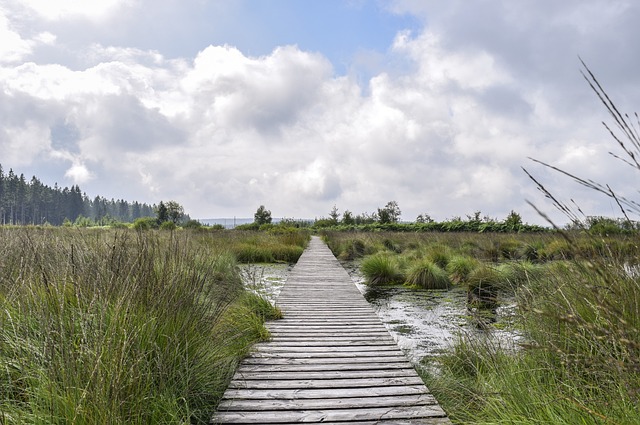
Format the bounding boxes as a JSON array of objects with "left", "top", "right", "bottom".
[
  {"left": 0, "top": 10, "right": 34, "bottom": 63},
  {"left": 0, "top": 122, "right": 50, "bottom": 166},
  {"left": 64, "top": 161, "right": 93, "bottom": 184},
  {"left": 19, "top": 0, "right": 129, "bottom": 21}
]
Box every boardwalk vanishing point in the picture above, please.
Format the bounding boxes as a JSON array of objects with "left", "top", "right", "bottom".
[{"left": 212, "top": 236, "right": 451, "bottom": 424}]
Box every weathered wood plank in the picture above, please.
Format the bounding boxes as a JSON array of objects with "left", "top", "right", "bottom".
[
  {"left": 227, "top": 376, "right": 426, "bottom": 389},
  {"left": 236, "top": 361, "right": 414, "bottom": 373},
  {"left": 220, "top": 385, "right": 430, "bottom": 400},
  {"left": 255, "top": 345, "right": 401, "bottom": 353},
  {"left": 231, "top": 368, "right": 419, "bottom": 381},
  {"left": 218, "top": 393, "right": 438, "bottom": 410},
  {"left": 252, "top": 349, "right": 400, "bottom": 359},
  {"left": 241, "top": 355, "right": 410, "bottom": 365},
  {"left": 213, "top": 405, "right": 447, "bottom": 423}
]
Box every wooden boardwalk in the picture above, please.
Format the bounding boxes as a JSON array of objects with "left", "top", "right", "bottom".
[{"left": 212, "top": 236, "right": 450, "bottom": 424}]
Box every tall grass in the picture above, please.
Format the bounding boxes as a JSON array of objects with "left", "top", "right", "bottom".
[
  {"left": 424, "top": 256, "right": 640, "bottom": 424},
  {"left": 422, "top": 65, "right": 640, "bottom": 424},
  {"left": 203, "top": 229, "right": 309, "bottom": 263},
  {"left": 324, "top": 229, "right": 639, "bottom": 422},
  {"left": 405, "top": 260, "right": 450, "bottom": 289},
  {"left": 360, "top": 253, "right": 403, "bottom": 286},
  {"left": 0, "top": 227, "right": 280, "bottom": 424}
]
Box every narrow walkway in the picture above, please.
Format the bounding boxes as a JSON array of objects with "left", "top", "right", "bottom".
[{"left": 212, "top": 236, "right": 450, "bottom": 424}]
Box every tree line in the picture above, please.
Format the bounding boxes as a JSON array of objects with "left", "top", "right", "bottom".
[{"left": 0, "top": 163, "right": 156, "bottom": 226}]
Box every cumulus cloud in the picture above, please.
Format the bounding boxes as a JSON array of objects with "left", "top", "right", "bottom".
[
  {"left": 0, "top": 10, "right": 34, "bottom": 63},
  {"left": 18, "top": 0, "right": 129, "bottom": 21}
]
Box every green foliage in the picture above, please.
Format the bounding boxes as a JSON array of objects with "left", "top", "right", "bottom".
[
  {"left": 253, "top": 205, "right": 272, "bottom": 225},
  {"left": 133, "top": 217, "right": 158, "bottom": 230},
  {"left": 165, "top": 200, "right": 185, "bottom": 224},
  {"left": 360, "top": 253, "right": 403, "bottom": 286},
  {"left": 497, "top": 261, "right": 545, "bottom": 288},
  {"left": 425, "top": 244, "right": 452, "bottom": 269},
  {"left": 382, "top": 238, "right": 402, "bottom": 253},
  {"left": 182, "top": 219, "right": 203, "bottom": 229},
  {"left": 160, "top": 220, "right": 177, "bottom": 230},
  {"left": 156, "top": 200, "right": 168, "bottom": 223},
  {"left": 156, "top": 200, "right": 185, "bottom": 225},
  {"left": 446, "top": 255, "right": 479, "bottom": 283},
  {"left": 425, "top": 250, "right": 640, "bottom": 424},
  {"left": 0, "top": 228, "right": 275, "bottom": 424},
  {"left": 226, "top": 230, "right": 309, "bottom": 263},
  {"left": 235, "top": 222, "right": 260, "bottom": 231},
  {"left": 405, "top": 260, "right": 450, "bottom": 289},
  {"left": 466, "top": 265, "right": 503, "bottom": 309},
  {"left": 376, "top": 200, "right": 401, "bottom": 224},
  {"left": 342, "top": 210, "right": 355, "bottom": 225},
  {"left": 497, "top": 238, "right": 522, "bottom": 260}
]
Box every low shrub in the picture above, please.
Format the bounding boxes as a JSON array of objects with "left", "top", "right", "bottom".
[{"left": 133, "top": 217, "right": 158, "bottom": 230}]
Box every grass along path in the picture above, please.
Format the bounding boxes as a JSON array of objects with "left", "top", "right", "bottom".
[{"left": 0, "top": 227, "right": 284, "bottom": 424}]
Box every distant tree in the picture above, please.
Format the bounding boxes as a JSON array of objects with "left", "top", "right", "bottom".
[
  {"left": 254, "top": 205, "right": 272, "bottom": 225},
  {"left": 328, "top": 205, "right": 340, "bottom": 224},
  {"left": 156, "top": 201, "right": 169, "bottom": 223},
  {"left": 354, "top": 212, "right": 376, "bottom": 225},
  {"left": 165, "top": 201, "right": 184, "bottom": 224},
  {"left": 377, "top": 201, "right": 401, "bottom": 224},
  {"left": 416, "top": 213, "right": 434, "bottom": 223},
  {"left": 504, "top": 210, "right": 523, "bottom": 231},
  {"left": 342, "top": 210, "right": 355, "bottom": 225},
  {"left": 466, "top": 211, "right": 482, "bottom": 223}
]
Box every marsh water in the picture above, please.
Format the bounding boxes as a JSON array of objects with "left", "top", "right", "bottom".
[{"left": 241, "top": 262, "right": 522, "bottom": 366}]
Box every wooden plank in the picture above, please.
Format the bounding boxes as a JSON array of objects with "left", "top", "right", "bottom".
[
  {"left": 285, "top": 419, "right": 453, "bottom": 425},
  {"left": 236, "top": 361, "right": 414, "bottom": 373},
  {"left": 227, "top": 376, "right": 426, "bottom": 389},
  {"left": 255, "top": 345, "right": 400, "bottom": 353},
  {"left": 231, "top": 368, "right": 419, "bottom": 380},
  {"left": 241, "top": 356, "right": 410, "bottom": 365},
  {"left": 213, "top": 405, "right": 447, "bottom": 423},
  {"left": 250, "top": 350, "right": 404, "bottom": 358},
  {"left": 217, "top": 393, "right": 438, "bottom": 410},
  {"left": 220, "top": 385, "right": 430, "bottom": 400}
]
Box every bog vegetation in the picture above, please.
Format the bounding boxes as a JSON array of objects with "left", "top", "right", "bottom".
[
  {"left": 321, "top": 230, "right": 640, "bottom": 424},
  {"left": 0, "top": 226, "right": 308, "bottom": 424}
]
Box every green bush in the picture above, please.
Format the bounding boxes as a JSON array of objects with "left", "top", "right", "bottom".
[
  {"left": 182, "top": 219, "right": 203, "bottom": 229},
  {"left": 133, "top": 217, "right": 158, "bottom": 230},
  {"left": 160, "top": 221, "right": 177, "bottom": 230}
]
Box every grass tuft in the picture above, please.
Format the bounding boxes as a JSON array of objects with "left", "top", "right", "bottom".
[
  {"left": 405, "top": 260, "right": 450, "bottom": 289},
  {"left": 360, "top": 254, "right": 403, "bottom": 286}
]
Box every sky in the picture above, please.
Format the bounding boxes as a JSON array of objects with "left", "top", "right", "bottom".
[{"left": 1, "top": 0, "right": 639, "bottom": 224}]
